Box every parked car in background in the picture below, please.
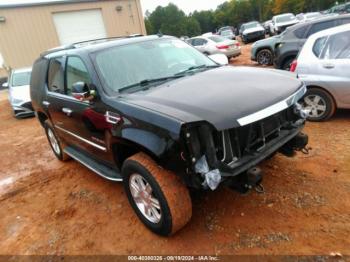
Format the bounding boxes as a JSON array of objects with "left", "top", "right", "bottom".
[
  {"left": 263, "top": 20, "right": 273, "bottom": 35},
  {"left": 31, "top": 35, "right": 308, "bottom": 236},
  {"left": 251, "top": 34, "right": 283, "bottom": 65},
  {"left": 291, "top": 24, "right": 350, "bottom": 121},
  {"left": 326, "top": 2, "right": 350, "bottom": 14},
  {"left": 274, "top": 14, "right": 350, "bottom": 70},
  {"left": 0, "top": 76, "right": 8, "bottom": 90},
  {"left": 217, "top": 26, "right": 235, "bottom": 35},
  {"left": 296, "top": 12, "right": 323, "bottom": 22},
  {"left": 270, "top": 13, "right": 299, "bottom": 35},
  {"left": 180, "top": 36, "right": 189, "bottom": 41},
  {"left": 239, "top": 21, "right": 265, "bottom": 43},
  {"left": 2, "top": 67, "right": 34, "bottom": 118},
  {"left": 188, "top": 35, "right": 241, "bottom": 59},
  {"left": 219, "top": 29, "right": 236, "bottom": 40}
]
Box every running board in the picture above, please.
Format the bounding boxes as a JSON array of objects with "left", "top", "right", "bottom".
[{"left": 64, "top": 147, "right": 123, "bottom": 182}]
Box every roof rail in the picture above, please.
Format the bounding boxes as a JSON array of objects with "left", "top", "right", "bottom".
[{"left": 40, "top": 34, "right": 144, "bottom": 57}]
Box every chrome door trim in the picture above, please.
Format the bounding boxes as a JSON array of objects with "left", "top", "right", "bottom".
[
  {"left": 55, "top": 125, "right": 107, "bottom": 152},
  {"left": 237, "top": 85, "right": 306, "bottom": 126}
]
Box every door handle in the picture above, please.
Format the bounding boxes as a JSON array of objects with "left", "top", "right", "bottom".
[
  {"left": 62, "top": 108, "right": 73, "bottom": 116},
  {"left": 42, "top": 101, "right": 50, "bottom": 107},
  {"left": 323, "top": 63, "right": 335, "bottom": 69}
]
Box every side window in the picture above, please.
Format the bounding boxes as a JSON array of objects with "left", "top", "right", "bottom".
[
  {"left": 294, "top": 26, "right": 308, "bottom": 39},
  {"left": 47, "top": 57, "right": 65, "bottom": 94},
  {"left": 192, "top": 38, "right": 205, "bottom": 46},
  {"left": 306, "top": 20, "right": 335, "bottom": 37},
  {"left": 66, "top": 56, "right": 91, "bottom": 96},
  {"left": 312, "top": 36, "right": 327, "bottom": 58},
  {"left": 321, "top": 31, "right": 350, "bottom": 60}
]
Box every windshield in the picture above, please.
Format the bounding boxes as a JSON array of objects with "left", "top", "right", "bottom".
[
  {"left": 208, "top": 36, "right": 226, "bottom": 42},
  {"left": 276, "top": 14, "right": 296, "bottom": 23},
  {"left": 11, "top": 71, "right": 31, "bottom": 87},
  {"left": 93, "top": 38, "right": 216, "bottom": 93},
  {"left": 243, "top": 22, "right": 259, "bottom": 30}
]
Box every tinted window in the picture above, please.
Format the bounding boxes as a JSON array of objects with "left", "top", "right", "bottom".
[
  {"left": 307, "top": 20, "right": 335, "bottom": 37},
  {"left": 47, "top": 57, "right": 65, "bottom": 94},
  {"left": 66, "top": 57, "right": 91, "bottom": 96},
  {"left": 312, "top": 36, "right": 327, "bottom": 57},
  {"left": 192, "top": 38, "right": 207, "bottom": 46},
  {"left": 11, "top": 71, "right": 31, "bottom": 86},
  {"left": 294, "top": 26, "right": 308, "bottom": 39},
  {"left": 321, "top": 31, "right": 350, "bottom": 59}
]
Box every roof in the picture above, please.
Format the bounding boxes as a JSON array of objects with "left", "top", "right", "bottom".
[
  {"left": 43, "top": 35, "right": 173, "bottom": 58},
  {"left": 0, "top": 0, "right": 109, "bottom": 9}
]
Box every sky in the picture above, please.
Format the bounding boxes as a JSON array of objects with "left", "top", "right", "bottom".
[{"left": 0, "top": 0, "right": 228, "bottom": 14}]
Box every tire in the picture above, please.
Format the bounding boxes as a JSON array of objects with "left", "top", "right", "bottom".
[
  {"left": 282, "top": 57, "right": 295, "bottom": 71},
  {"left": 122, "top": 153, "right": 192, "bottom": 236},
  {"left": 256, "top": 49, "right": 273, "bottom": 65},
  {"left": 301, "top": 88, "right": 336, "bottom": 122},
  {"left": 44, "top": 120, "right": 70, "bottom": 161}
]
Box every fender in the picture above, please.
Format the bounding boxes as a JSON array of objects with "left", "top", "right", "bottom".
[{"left": 121, "top": 128, "right": 171, "bottom": 157}]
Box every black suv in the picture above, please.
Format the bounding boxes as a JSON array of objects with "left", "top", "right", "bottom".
[
  {"left": 31, "top": 35, "right": 308, "bottom": 236},
  {"left": 274, "top": 14, "right": 350, "bottom": 70}
]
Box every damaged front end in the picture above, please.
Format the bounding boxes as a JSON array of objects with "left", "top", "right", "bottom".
[{"left": 182, "top": 87, "right": 309, "bottom": 192}]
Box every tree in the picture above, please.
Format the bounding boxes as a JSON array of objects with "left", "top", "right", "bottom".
[{"left": 192, "top": 10, "right": 215, "bottom": 33}]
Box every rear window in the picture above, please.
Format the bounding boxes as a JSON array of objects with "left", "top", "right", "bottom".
[
  {"left": 208, "top": 36, "right": 226, "bottom": 43},
  {"left": 312, "top": 37, "right": 327, "bottom": 57}
]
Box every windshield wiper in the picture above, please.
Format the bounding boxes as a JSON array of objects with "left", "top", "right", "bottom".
[
  {"left": 119, "top": 75, "right": 184, "bottom": 93},
  {"left": 175, "top": 64, "right": 220, "bottom": 76}
]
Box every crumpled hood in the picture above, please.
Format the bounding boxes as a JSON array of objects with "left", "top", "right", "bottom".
[
  {"left": 9, "top": 85, "right": 31, "bottom": 104},
  {"left": 123, "top": 66, "right": 303, "bottom": 130},
  {"left": 243, "top": 26, "right": 265, "bottom": 35}
]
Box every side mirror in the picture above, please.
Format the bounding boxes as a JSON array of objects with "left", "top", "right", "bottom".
[
  {"left": 71, "top": 82, "right": 95, "bottom": 101},
  {"left": 208, "top": 54, "right": 229, "bottom": 65},
  {"left": 2, "top": 82, "right": 8, "bottom": 88}
]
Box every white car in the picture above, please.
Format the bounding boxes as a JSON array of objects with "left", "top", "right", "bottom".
[
  {"left": 188, "top": 35, "right": 241, "bottom": 59},
  {"left": 239, "top": 21, "right": 265, "bottom": 43},
  {"left": 270, "top": 13, "right": 299, "bottom": 35},
  {"left": 291, "top": 24, "right": 350, "bottom": 121},
  {"left": 2, "top": 67, "right": 34, "bottom": 118}
]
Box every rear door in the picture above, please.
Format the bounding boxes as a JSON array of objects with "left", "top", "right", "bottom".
[{"left": 318, "top": 30, "right": 350, "bottom": 107}]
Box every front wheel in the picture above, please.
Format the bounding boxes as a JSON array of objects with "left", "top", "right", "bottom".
[
  {"left": 301, "top": 88, "right": 336, "bottom": 121},
  {"left": 122, "top": 153, "right": 192, "bottom": 236}
]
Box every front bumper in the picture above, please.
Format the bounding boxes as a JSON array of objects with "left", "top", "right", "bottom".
[
  {"left": 12, "top": 101, "right": 35, "bottom": 118},
  {"left": 244, "top": 31, "right": 265, "bottom": 41}
]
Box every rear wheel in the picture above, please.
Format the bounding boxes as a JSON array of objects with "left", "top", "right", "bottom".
[
  {"left": 257, "top": 49, "right": 273, "bottom": 65},
  {"left": 122, "top": 153, "right": 192, "bottom": 236},
  {"left": 301, "top": 88, "right": 336, "bottom": 121},
  {"left": 44, "top": 121, "right": 70, "bottom": 161}
]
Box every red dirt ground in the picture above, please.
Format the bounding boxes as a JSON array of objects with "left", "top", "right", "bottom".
[{"left": 0, "top": 44, "right": 349, "bottom": 255}]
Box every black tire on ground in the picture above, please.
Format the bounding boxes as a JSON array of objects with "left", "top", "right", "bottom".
[
  {"left": 282, "top": 57, "right": 295, "bottom": 71},
  {"left": 122, "top": 153, "right": 192, "bottom": 236},
  {"left": 44, "top": 120, "right": 70, "bottom": 161},
  {"left": 301, "top": 88, "right": 336, "bottom": 122},
  {"left": 256, "top": 49, "right": 273, "bottom": 65}
]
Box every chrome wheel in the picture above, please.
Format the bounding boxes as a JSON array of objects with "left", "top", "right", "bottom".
[
  {"left": 303, "top": 95, "right": 327, "bottom": 118},
  {"left": 47, "top": 128, "right": 61, "bottom": 155},
  {"left": 129, "top": 174, "right": 162, "bottom": 223}
]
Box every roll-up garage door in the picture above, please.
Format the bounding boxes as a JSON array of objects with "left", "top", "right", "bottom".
[{"left": 52, "top": 9, "right": 107, "bottom": 45}]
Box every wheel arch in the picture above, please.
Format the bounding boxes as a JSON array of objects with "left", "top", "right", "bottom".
[{"left": 37, "top": 111, "right": 49, "bottom": 128}]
